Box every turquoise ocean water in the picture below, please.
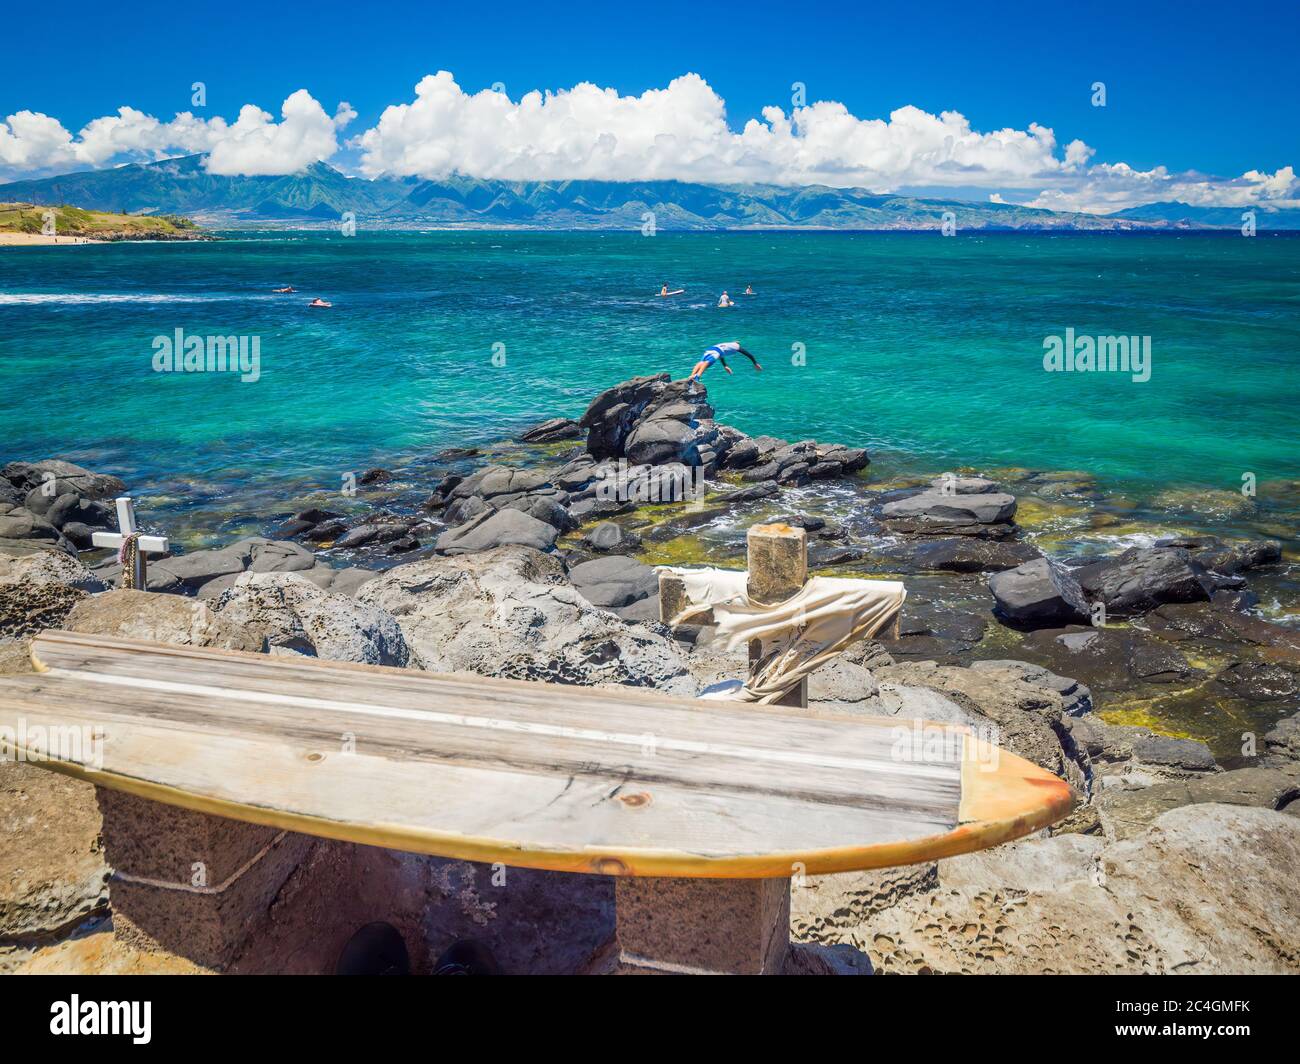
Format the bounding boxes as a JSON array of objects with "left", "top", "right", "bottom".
[{"left": 2, "top": 231, "right": 1298, "bottom": 501}]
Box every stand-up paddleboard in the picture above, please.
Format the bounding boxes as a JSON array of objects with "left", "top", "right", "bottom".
[{"left": 0, "top": 630, "right": 1074, "bottom": 878}]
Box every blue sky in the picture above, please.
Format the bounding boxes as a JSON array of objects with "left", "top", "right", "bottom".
[{"left": 2, "top": 0, "right": 1297, "bottom": 211}]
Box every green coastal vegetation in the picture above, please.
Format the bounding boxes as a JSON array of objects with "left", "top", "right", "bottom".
[{"left": 0, "top": 201, "right": 205, "bottom": 240}]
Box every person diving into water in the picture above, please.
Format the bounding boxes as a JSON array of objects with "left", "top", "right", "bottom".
[{"left": 687, "top": 341, "right": 763, "bottom": 383}]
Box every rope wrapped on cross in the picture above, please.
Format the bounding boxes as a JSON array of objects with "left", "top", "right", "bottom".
[{"left": 91, "top": 497, "right": 169, "bottom": 591}]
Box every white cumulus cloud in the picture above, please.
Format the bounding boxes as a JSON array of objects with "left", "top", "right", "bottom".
[
  {"left": 354, "top": 71, "right": 1094, "bottom": 192},
  {"left": 0, "top": 91, "right": 352, "bottom": 180},
  {"left": 0, "top": 72, "right": 1294, "bottom": 215}
]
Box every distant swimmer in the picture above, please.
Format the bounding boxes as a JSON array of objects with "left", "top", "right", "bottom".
[
  {"left": 717, "top": 291, "right": 735, "bottom": 307},
  {"left": 743, "top": 284, "right": 755, "bottom": 295},
  {"left": 659, "top": 283, "right": 685, "bottom": 297},
  {"left": 687, "top": 341, "right": 762, "bottom": 383},
  {"left": 273, "top": 286, "right": 296, "bottom": 293},
  {"left": 308, "top": 298, "right": 332, "bottom": 308}
]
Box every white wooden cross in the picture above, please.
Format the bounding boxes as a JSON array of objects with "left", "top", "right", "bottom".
[{"left": 91, "top": 496, "right": 169, "bottom": 590}]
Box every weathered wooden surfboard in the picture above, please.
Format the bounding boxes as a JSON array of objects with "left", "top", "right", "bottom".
[{"left": 0, "top": 630, "right": 1074, "bottom": 878}]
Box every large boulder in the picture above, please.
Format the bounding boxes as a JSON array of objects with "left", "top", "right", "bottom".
[
  {"left": 989, "top": 558, "right": 1091, "bottom": 625},
  {"left": 881, "top": 490, "right": 1017, "bottom": 529},
  {"left": 910, "top": 538, "right": 1041, "bottom": 573},
  {"left": 356, "top": 547, "right": 693, "bottom": 693},
  {"left": 3, "top": 460, "right": 125, "bottom": 503},
  {"left": 442, "top": 465, "right": 575, "bottom": 530},
  {"left": 0, "top": 762, "right": 108, "bottom": 947},
  {"left": 209, "top": 572, "right": 410, "bottom": 665},
  {"left": 1073, "top": 546, "right": 1216, "bottom": 616},
  {"left": 567, "top": 555, "right": 659, "bottom": 618},
  {"left": 1156, "top": 536, "right": 1282, "bottom": 577},
  {"left": 578, "top": 374, "right": 676, "bottom": 458},
  {"left": 582, "top": 521, "right": 642, "bottom": 554},
  {"left": 578, "top": 375, "right": 726, "bottom": 470},
  {"left": 435, "top": 508, "right": 559, "bottom": 556},
  {"left": 0, "top": 549, "right": 110, "bottom": 639},
  {"left": 821, "top": 804, "right": 1300, "bottom": 974},
  {"left": 64, "top": 589, "right": 262, "bottom": 651},
  {"left": 0, "top": 550, "right": 106, "bottom": 594},
  {"left": 0, "top": 502, "right": 72, "bottom": 554}
]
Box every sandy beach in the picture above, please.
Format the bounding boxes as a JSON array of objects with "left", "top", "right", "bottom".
[{"left": 0, "top": 232, "right": 100, "bottom": 246}]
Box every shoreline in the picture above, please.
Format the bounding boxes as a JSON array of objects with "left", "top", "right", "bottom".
[{"left": 0, "top": 232, "right": 101, "bottom": 246}]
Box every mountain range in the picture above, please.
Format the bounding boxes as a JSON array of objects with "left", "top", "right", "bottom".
[{"left": 2, "top": 155, "right": 1297, "bottom": 231}]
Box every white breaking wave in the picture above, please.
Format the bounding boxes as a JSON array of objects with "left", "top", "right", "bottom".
[{"left": 0, "top": 292, "right": 268, "bottom": 305}]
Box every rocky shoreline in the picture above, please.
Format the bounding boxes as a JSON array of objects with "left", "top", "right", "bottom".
[{"left": 2, "top": 372, "right": 1298, "bottom": 973}]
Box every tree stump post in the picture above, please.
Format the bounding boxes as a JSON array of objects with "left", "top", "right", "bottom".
[{"left": 614, "top": 523, "right": 807, "bottom": 974}]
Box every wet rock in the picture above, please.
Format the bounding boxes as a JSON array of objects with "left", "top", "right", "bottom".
[
  {"left": 911, "top": 538, "right": 1041, "bottom": 573},
  {"left": 435, "top": 508, "right": 559, "bottom": 556},
  {"left": 928, "top": 474, "right": 1000, "bottom": 494},
  {"left": 1214, "top": 661, "right": 1300, "bottom": 701},
  {"left": 1157, "top": 537, "right": 1282, "bottom": 576},
  {"left": 1074, "top": 546, "right": 1215, "bottom": 616},
  {"left": 358, "top": 468, "right": 393, "bottom": 486},
  {"left": 714, "top": 481, "right": 779, "bottom": 504},
  {"left": 1127, "top": 642, "right": 1195, "bottom": 684},
  {"left": 432, "top": 446, "right": 479, "bottom": 462},
  {"left": 582, "top": 522, "right": 642, "bottom": 553},
  {"left": 357, "top": 547, "right": 692, "bottom": 693},
  {"left": 882, "top": 489, "right": 1017, "bottom": 527},
  {"left": 303, "top": 518, "right": 349, "bottom": 544},
  {"left": 988, "top": 558, "right": 1090, "bottom": 625},
  {"left": 518, "top": 417, "right": 583, "bottom": 444}
]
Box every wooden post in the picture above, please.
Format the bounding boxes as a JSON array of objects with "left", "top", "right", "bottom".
[
  {"left": 746, "top": 523, "right": 809, "bottom": 709},
  {"left": 611, "top": 522, "right": 808, "bottom": 974}
]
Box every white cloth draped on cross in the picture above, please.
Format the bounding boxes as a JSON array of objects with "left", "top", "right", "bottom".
[{"left": 660, "top": 566, "right": 907, "bottom": 704}]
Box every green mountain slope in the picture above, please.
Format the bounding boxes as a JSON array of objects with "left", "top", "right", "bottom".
[{"left": 1, "top": 155, "right": 1274, "bottom": 231}]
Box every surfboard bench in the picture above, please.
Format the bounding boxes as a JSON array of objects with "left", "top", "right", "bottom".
[{"left": 0, "top": 628, "right": 1072, "bottom": 975}]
